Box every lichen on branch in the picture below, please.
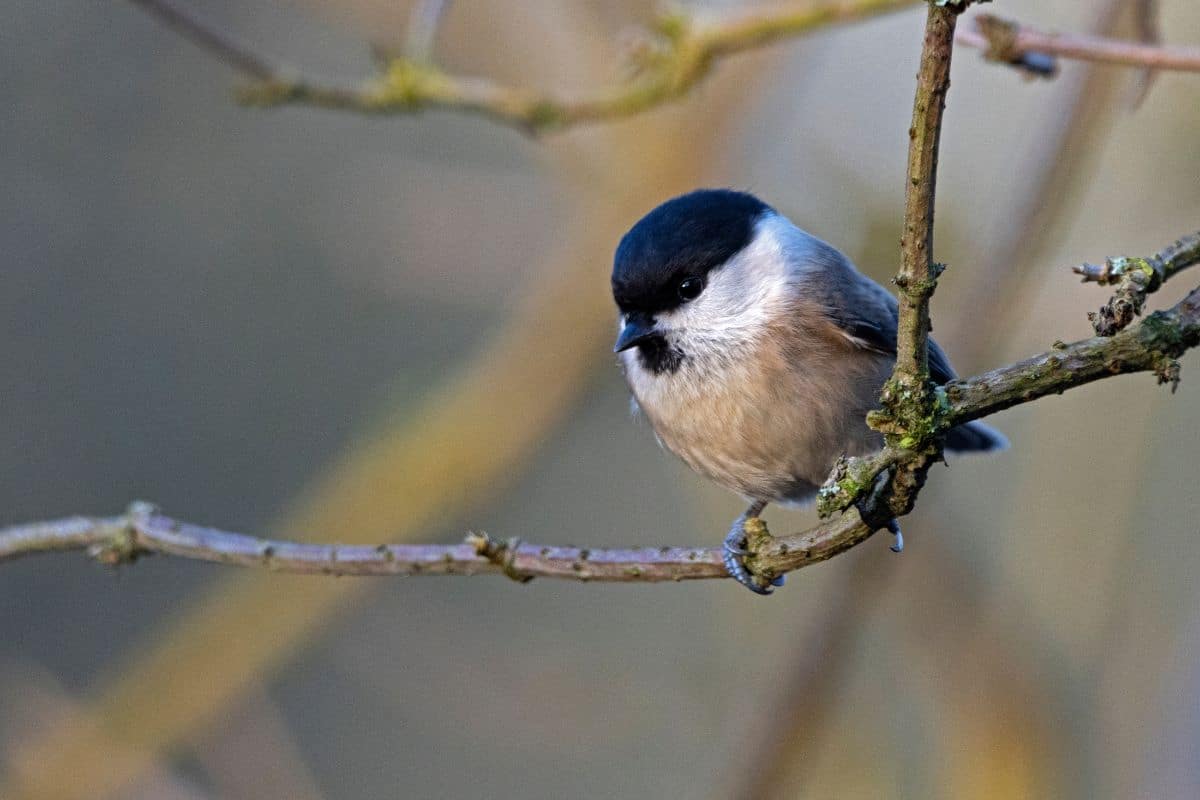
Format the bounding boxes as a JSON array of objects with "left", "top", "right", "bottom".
[{"left": 1074, "top": 232, "right": 1200, "bottom": 336}]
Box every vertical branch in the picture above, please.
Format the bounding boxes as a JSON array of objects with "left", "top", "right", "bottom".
[
  {"left": 893, "top": 2, "right": 962, "bottom": 391},
  {"left": 839, "top": 0, "right": 969, "bottom": 523}
]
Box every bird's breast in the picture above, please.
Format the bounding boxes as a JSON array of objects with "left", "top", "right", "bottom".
[{"left": 621, "top": 327, "right": 887, "bottom": 503}]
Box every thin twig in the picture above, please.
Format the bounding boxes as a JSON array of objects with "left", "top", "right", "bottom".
[
  {"left": 828, "top": 0, "right": 966, "bottom": 545},
  {"left": 956, "top": 13, "right": 1200, "bottom": 77},
  {"left": 946, "top": 286, "right": 1200, "bottom": 414},
  {"left": 893, "top": 2, "right": 959, "bottom": 389}
]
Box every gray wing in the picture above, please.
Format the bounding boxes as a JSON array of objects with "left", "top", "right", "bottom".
[
  {"left": 824, "top": 277, "right": 957, "bottom": 384},
  {"left": 785, "top": 229, "right": 956, "bottom": 384},
  {"left": 772, "top": 216, "right": 1006, "bottom": 453}
]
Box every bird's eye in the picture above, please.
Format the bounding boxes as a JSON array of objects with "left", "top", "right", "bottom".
[{"left": 677, "top": 277, "right": 704, "bottom": 302}]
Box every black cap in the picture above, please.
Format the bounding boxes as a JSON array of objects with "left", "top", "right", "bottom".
[{"left": 611, "top": 189, "right": 770, "bottom": 315}]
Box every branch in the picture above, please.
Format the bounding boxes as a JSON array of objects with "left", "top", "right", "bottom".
[
  {"left": 127, "top": 0, "right": 277, "bottom": 82},
  {"left": 822, "top": 0, "right": 966, "bottom": 542},
  {"left": 3, "top": 253, "right": 1198, "bottom": 584},
  {"left": 947, "top": 289, "right": 1200, "bottom": 418},
  {"left": 818, "top": 229, "right": 1200, "bottom": 519},
  {"left": 126, "top": 0, "right": 920, "bottom": 134},
  {"left": 1073, "top": 232, "right": 1200, "bottom": 335},
  {"left": 956, "top": 13, "right": 1200, "bottom": 78},
  {"left": 0, "top": 503, "right": 729, "bottom": 581},
  {"left": 894, "top": 2, "right": 957, "bottom": 391}
]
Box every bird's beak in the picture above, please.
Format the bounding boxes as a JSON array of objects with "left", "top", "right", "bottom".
[{"left": 613, "top": 313, "right": 657, "bottom": 353}]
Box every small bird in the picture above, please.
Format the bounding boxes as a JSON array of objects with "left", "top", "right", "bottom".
[{"left": 611, "top": 189, "right": 1006, "bottom": 594}]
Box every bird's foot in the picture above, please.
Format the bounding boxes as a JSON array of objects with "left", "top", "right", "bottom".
[
  {"left": 885, "top": 518, "right": 903, "bottom": 553},
  {"left": 853, "top": 486, "right": 903, "bottom": 554},
  {"left": 722, "top": 515, "right": 784, "bottom": 595}
]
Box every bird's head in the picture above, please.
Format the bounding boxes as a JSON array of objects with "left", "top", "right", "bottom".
[{"left": 611, "top": 189, "right": 792, "bottom": 375}]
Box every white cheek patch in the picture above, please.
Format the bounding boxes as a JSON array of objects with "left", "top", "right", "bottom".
[{"left": 656, "top": 214, "right": 795, "bottom": 357}]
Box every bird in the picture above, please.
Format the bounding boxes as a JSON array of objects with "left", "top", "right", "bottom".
[{"left": 611, "top": 189, "right": 1006, "bottom": 595}]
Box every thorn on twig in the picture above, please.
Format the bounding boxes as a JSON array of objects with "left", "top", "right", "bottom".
[{"left": 466, "top": 531, "right": 533, "bottom": 583}]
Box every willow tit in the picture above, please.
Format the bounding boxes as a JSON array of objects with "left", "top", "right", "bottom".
[{"left": 612, "top": 189, "right": 1006, "bottom": 595}]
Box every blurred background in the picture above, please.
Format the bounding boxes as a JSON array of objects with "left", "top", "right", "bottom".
[{"left": 3, "top": 1, "right": 1200, "bottom": 798}]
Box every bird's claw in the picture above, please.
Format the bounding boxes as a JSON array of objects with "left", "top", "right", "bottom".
[
  {"left": 722, "top": 516, "right": 782, "bottom": 595},
  {"left": 886, "top": 518, "right": 904, "bottom": 553}
]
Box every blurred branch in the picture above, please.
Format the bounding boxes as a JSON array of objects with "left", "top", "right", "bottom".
[
  {"left": 126, "top": 0, "right": 919, "bottom": 134},
  {"left": 127, "top": 0, "right": 276, "bottom": 82},
  {"left": 9, "top": 232, "right": 1199, "bottom": 584},
  {"left": 1129, "top": 0, "right": 1162, "bottom": 105},
  {"left": 957, "top": 13, "right": 1200, "bottom": 78}
]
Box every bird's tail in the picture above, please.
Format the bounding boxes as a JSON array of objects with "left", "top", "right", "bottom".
[{"left": 945, "top": 420, "right": 1008, "bottom": 453}]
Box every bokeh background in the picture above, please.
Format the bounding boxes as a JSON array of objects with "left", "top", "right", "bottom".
[{"left": 3, "top": 1, "right": 1200, "bottom": 798}]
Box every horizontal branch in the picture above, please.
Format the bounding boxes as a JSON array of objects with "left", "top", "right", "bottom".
[
  {"left": 0, "top": 504, "right": 727, "bottom": 582},
  {"left": 947, "top": 286, "right": 1200, "bottom": 420},
  {"left": 956, "top": 13, "right": 1200, "bottom": 78}
]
